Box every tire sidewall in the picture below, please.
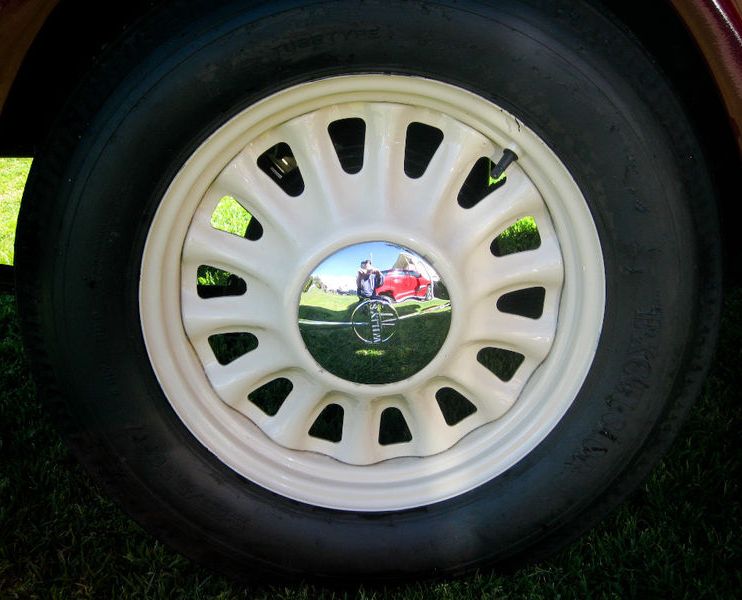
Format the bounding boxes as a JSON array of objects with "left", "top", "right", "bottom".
[{"left": 22, "top": 0, "right": 707, "bottom": 578}]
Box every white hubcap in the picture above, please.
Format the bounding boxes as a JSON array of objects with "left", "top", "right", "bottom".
[{"left": 140, "top": 75, "right": 604, "bottom": 510}]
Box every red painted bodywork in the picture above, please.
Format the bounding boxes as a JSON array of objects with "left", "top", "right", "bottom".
[
  {"left": 0, "top": 0, "right": 58, "bottom": 115},
  {"left": 671, "top": 0, "right": 742, "bottom": 152},
  {"left": 377, "top": 270, "right": 432, "bottom": 303}
]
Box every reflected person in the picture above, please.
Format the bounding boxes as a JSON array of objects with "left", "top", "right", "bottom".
[{"left": 356, "top": 260, "right": 385, "bottom": 302}]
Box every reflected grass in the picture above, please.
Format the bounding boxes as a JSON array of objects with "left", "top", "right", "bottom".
[{"left": 299, "top": 289, "right": 451, "bottom": 383}]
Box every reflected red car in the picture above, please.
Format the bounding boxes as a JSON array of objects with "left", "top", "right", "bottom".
[{"left": 377, "top": 269, "right": 432, "bottom": 302}]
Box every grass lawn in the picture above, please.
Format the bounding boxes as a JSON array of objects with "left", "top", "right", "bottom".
[
  {"left": 0, "top": 158, "right": 31, "bottom": 265},
  {"left": 300, "top": 287, "right": 360, "bottom": 319},
  {"left": 1, "top": 159, "right": 740, "bottom": 597}
]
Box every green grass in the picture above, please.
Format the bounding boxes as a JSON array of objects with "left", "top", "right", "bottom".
[
  {"left": 495, "top": 216, "right": 540, "bottom": 256},
  {"left": 196, "top": 196, "right": 257, "bottom": 287},
  {"left": 0, "top": 158, "right": 31, "bottom": 265},
  {"left": 299, "top": 287, "right": 359, "bottom": 319},
  {"left": 197, "top": 265, "right": 236, "bottom": 287},
  {"left": 211, "top": 196, "right": 253, "bottom": 237}
]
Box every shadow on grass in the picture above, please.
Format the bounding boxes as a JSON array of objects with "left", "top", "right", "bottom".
[{"left": 298, "top": 303, "right": 355, "bottom": 322}]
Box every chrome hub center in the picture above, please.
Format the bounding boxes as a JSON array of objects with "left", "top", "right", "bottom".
[{"left": 298, "top": 241, "right": 452, "bottom": 384}]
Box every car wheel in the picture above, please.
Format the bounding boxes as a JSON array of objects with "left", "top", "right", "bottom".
[{"left": 15, "top": 0, "right": 721, "bottom": 581}]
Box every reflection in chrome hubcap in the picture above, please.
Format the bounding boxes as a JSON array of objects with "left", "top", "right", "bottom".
[{"left": 298, "top": 241, "right": 451, "bottom": 385}]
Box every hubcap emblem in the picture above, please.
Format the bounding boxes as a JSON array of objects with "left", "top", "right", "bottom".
[{"left": 351, "top": 300, "right": 399, "bottom": 344}]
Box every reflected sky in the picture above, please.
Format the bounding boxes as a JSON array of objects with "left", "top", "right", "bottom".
[{"left": 313, "top": 242, "right": 405, "bottom": 277}]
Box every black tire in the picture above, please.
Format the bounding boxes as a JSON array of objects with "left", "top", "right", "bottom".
[{"left": 16, "top": 0, "right": 721, "bottom": 582}]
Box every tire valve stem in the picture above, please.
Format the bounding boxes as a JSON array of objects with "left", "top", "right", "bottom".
[{"left": 491, "top": 148, "right": 519, "bottom": 180}]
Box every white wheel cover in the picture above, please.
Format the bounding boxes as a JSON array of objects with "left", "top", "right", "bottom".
[{"left": 140, "top": 75, "right": 605, "bottom": 511}]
